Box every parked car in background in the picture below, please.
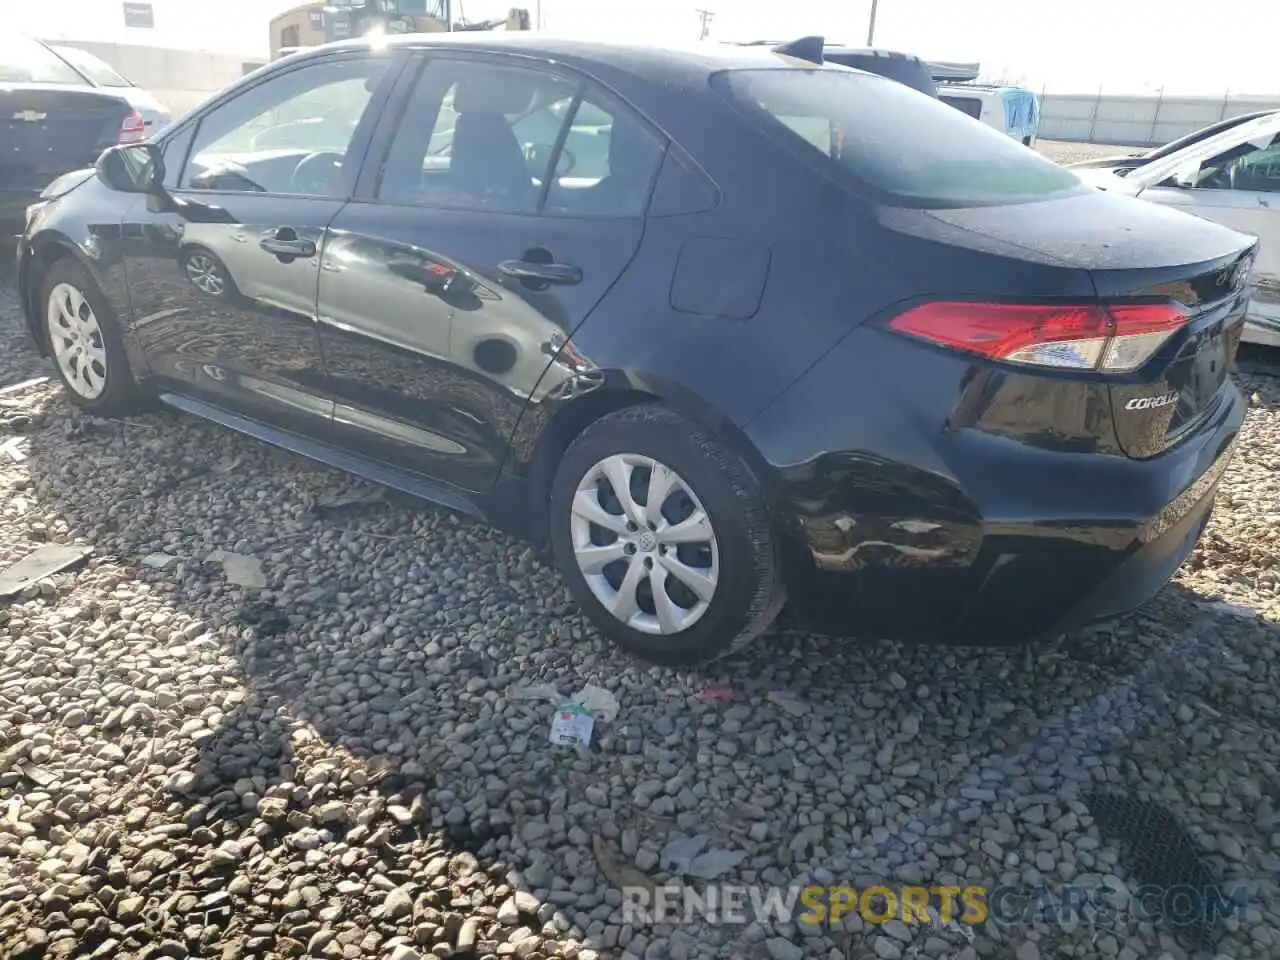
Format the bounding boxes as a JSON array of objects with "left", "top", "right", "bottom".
[
  {"left": 47, "top": 43, "right": 173, "bottom": 132},
  {"left": 1066, "top": 110, "right": 1275, "bottom": 177},
  {"left": 17, "top": 34, "right": 1254, "bottom": 667},
  {"left": 0, "top": 35, "right": 145, "bottom": 234},
  {"left": 1072, "top": 111, "right": 1280, "bottom": 347},
  {"left": 935, "top": 82, "right": 1040, "bottom": 145}
]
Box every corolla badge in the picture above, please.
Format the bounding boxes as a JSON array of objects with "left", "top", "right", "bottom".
[{"left": 1125, "top": 391, "right": 1179, "bottom": 411}]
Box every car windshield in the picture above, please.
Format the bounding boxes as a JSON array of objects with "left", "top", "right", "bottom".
[
  {"left": 713, "top": 68, "right": 1083, "bottom": 207},
  {"left": 0, "top": 36, "right": 86, "bottom": 85},
  {"left": 51, "top": 45, "right": 134, "bottom": 88}
]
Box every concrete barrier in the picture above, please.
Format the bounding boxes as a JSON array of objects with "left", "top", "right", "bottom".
[
  {"left": 44, "top": 39, "right": 267, "bottom": 120},
  {"left": 1039, "top": 91, "right": 1280, "bottom": 146}
]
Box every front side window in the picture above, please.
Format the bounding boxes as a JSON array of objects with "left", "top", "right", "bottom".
[
  {"left": 1193, "top": 133, "right": 1280, "bottom": 194},
  {"left": 713, "top": 68, "right": 1083, "bottom": 207},
  {"left": 0, "top": 36, "right": 85, "bottom": 85},
  {"left": 50, "top": 46, "right": 134, "bottom": 88},
  {"left": 180, "top": 55, "right": 389, "bottom": 197}
]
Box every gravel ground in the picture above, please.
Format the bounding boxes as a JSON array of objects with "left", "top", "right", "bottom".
[
  {"left": 1036, "top": 140, "right": 1143, "bottom": 166},
  {"left": 2, "top": 243, "right": 1280, "bottom": 960}
]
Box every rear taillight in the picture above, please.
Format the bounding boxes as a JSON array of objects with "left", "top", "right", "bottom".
[
  {"left": 118, "top": 110, "right": 147, "bottom": 144},
  {"left": 885, "top": 301, "right": 1188, "bottom": 373}
]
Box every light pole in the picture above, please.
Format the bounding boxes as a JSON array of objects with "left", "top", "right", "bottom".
[
  {"left": 696, "top": 8, "right": 715, "bottom": 40},
  {"left": 866, "top": 0, "right": 878, "bottom": 45}
]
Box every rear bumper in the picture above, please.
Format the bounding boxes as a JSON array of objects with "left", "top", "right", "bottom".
[{"left": 760, "top": 380, "right": 1245, "bottom": 647}]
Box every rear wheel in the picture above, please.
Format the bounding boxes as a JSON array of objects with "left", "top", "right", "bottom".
[
  {"left": 41, "top": 258, "right": 144, "bottom": 416},
  {"left": 181, "top": 245, "right": 238, "bottom": 300},
  {"left": 548, "top": 404, "right": 785, "bottom": 666}
]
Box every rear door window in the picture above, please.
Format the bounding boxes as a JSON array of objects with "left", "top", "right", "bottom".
[
  {"left": 0, "top": 36, "right": 85, "bottom": 85},
  {"left": 713, "top": 68, "right": 1083, "bottom": 207},
  {"left": 51, "top": 46, "right": 135, "bottom": 88}
]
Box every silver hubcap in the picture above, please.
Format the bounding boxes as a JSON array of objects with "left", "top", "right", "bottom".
[
  {"left": 185, "top": 253, "right": 225, "bottom": 295},
  {"left": 570, "top": 453, "right": 720, "bottom": 635},
  {"left": 46, "top": 282, "right": 108, "bottom": 400}
]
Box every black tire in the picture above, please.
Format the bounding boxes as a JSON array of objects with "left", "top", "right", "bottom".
[
  {"left": 548, "top": 404, "right": 786, "bottom": 666},
  {"left": 39, "top": 257, "right": 145, "bottom": 416}
]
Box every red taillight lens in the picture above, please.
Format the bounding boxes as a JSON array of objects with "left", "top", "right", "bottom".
[
  {"left": 885, "top": 300, "right": 1188, "bottom": 373},
  {"left": 118, "top": 110, "right": 147, "bottom": 144}
]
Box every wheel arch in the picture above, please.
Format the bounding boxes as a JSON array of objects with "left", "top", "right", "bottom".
[
  {"left": 515, "top": 370, "right": 794, "bottom": 549},
  {"left": 20, "top": 233, "right": 110, "bottom": 356}
]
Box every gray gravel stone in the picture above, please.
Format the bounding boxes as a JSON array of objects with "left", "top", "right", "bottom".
[{"left": 1, "top": 252, "right": 1279, "bottom": 960}]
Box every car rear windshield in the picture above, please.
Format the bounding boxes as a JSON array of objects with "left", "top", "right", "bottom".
[
  {"left": 0, "top": 37, "right": 85, "bottom": 85},
  {"left": 52, "top": 46, "right": 134, "bottom": 88},
  {"left": 712, "top": 68, "right": 1083, "bottom": 207}
]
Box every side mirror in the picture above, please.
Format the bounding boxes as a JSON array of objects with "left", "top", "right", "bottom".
[{"left": 95, "top": 142, "right": 166, "bottom": 195}]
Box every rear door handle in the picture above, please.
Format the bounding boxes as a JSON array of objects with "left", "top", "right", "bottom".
[{"left": 497, "top": 259, "right": 582, "bottom": 286}]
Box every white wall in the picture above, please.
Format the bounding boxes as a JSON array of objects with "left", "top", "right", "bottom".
[
  {"left": 21, "top": 0, "right": 284, "bottom": 57},
  {"left": 1040, "top": 93, "right": 1280, "bottom": 146},
  {"left": 46, "top": 40, "right": 266, "bottom": 119}
]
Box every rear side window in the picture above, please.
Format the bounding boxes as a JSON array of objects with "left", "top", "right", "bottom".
[
  {"left": 51, "top": 46, "right": 134, "bottom": 88},
  {"left": 0, "top": 37, "right": 84, "bottom": 85},
  {"left": 713, "top": 68, "right": 1083, "bottom": 207},
  {"left": 941, "top": 94, "right": 983, "bottom": 120}
]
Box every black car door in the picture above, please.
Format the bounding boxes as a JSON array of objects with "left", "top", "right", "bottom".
[
  {"left": 119, "top": 50, "right": 401, "bottom": 436},
  {"left": 315, "top": 51, "right": 667, "bottom": 494}
]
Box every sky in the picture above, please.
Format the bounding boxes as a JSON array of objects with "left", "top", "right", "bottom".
[{"left": 13, "top": 0, "right": 1280, "bottom": 95}]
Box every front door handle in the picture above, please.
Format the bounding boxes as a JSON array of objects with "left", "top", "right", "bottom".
[
  {"left": 260, "top": 228, "right": 316, "bottom": 260},
  {"left": 498, "top": 259, "right": 582, "bottom": 286}
]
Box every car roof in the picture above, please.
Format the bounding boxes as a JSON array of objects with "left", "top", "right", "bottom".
[
  {"left": 824, "top": 46, "right": 925, "bottom": 62},
  {"left": 301, "top": 31, "right": 842, "bottom": 80}
]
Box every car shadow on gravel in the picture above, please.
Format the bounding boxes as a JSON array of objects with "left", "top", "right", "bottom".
[{"left": 5, "top": 347, "right": 1280, "bottom": 958}]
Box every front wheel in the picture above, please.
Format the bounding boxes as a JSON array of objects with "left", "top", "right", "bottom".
[
  {"left": 41, "top": 258, "right": 145, "bottom": 416},
  {"left": 548, "top": 404, "right": 785, "bottom": 666}
]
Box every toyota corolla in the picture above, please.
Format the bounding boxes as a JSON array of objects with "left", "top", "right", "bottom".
[{"left": 16, "top": 34, "right": 1254, "bottom": 666}]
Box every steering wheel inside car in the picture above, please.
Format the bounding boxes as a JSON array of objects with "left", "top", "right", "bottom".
[
  {"left": 291, "top": 151, "right": 345, "bottom": 195},
  {"left": 523, "top": 142, "right": 576, "bottom": 177}
]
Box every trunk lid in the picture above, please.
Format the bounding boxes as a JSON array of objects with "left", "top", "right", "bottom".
[
  {"left": 1100, "top": 244, "right": 1254, "bottom": 458},
  {"left": 892, "top": 188, "right": 1257, "bottom": 458},
  {"left": 0, "top": 86, "right": 130, "bottom": 192}
]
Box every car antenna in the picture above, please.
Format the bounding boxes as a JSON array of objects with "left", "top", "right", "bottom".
[{"left": 772, "top": 36, "right": 824, "bottom": 65}]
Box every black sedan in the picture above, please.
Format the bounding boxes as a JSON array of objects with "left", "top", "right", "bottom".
[
  {"left": 1, "top": 35, "right": 147, "bottom": 234},
  {"left": 16, "top": 34, "right": 1254, "bottom": 666}
]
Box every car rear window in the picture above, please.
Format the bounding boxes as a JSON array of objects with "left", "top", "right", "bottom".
[
  {"left": 0, "top": 37, "right": 85, "bottom": 85},
  {"left": 52, "top": 46, "right": 134, "bottom": 88},
  {"left": 821, "top": 51, "right": 937, "bottom": 98},
  {"left": 712, "top": 68, "right": 1083, "bottom": 207}
]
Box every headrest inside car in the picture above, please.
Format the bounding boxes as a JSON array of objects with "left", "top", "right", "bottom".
[{"left": 453, "top": 73, "right": 537, "bottom": 115}]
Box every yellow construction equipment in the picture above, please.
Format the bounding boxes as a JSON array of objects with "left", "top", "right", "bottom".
[{"left": 270, "top": 2, "right": 531, "bottom": 60}]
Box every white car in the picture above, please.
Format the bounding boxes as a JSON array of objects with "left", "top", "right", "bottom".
[
  {"left": 46, "top": 43, "right": 173, "bottom": 134},
  {"left": 1072, "top": 111, "right": 1280, "bottom": 348}
]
